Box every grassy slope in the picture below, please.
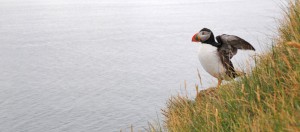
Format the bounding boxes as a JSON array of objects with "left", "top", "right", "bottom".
[{"left": 163, "top": 1, "right": 300, "bottom": 132}]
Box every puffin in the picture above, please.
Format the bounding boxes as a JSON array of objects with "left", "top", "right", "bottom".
[{"left": 191, "top": 28, "right": 255, "bottom": 88}]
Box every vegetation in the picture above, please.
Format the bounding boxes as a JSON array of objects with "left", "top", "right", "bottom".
[{"left": 163, "top": 1, "right": 300, "bottom": 131}]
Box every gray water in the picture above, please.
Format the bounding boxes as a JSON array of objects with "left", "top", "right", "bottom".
[{"left": 0, "top": 0, "right": 283, "bottom": 131}]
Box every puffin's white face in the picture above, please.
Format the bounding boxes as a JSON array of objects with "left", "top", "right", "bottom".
[
  {"left": 192, "top": 30, "right": 212, "bottom": 43},
  {"left": 198, "top": 31, "right": 211, "bottom": 42}
]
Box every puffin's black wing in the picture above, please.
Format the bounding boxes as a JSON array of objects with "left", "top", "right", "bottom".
[
  {"left": 216, "top": 34, "right": 255, "bottom": 78},
  {"left": 218, "top": 49, "right": 238, "bottom": 78},
  {"left": 216, "top": 34, "right": 255, "bottom": 51}
]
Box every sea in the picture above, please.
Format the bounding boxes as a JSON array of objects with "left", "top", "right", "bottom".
[{"left": 0, "top": 0, "right": 284, "bottom": 131}]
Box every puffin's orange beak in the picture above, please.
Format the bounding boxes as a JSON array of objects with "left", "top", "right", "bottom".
[{"left": 192, "top": 33, "right": 200, "bottom": 42}]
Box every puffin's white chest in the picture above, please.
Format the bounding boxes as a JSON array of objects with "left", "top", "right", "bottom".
[{"left": 198, "top": 44, "right": 226, "bottom": 79}]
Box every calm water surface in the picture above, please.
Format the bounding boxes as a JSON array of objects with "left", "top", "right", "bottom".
[{"left": 0, "top": 0, "right": 283, "bottom": 131}]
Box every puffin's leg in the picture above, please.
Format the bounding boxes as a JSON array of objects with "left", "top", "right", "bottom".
[{"left": 217, "top": 79, "right": 222, "bottom": 88}]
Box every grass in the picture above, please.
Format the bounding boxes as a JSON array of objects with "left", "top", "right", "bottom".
[{"left": 163, "top": 1, "right": 300, "bottom": 131}]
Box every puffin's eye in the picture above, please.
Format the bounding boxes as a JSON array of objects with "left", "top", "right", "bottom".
[{"left": 202, "top": 32, "right": 205, "bottom": 35}]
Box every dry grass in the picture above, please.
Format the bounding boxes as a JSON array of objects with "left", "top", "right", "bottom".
[{"left": 163, "top": 1, "right": 300, "bottom": 131}]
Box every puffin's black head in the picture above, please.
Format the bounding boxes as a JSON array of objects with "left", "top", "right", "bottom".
[{"left": 192, "top": 28, "right": 217, "bottom": 44}]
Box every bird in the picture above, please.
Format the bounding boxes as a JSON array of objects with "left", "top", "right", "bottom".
[{"left": 191, "top": 28, "right": 255, "bottom": 88}]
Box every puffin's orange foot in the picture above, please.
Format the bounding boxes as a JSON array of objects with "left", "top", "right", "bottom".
[{"left": 217, "top": 79, "right": 222, "bottom": 89}]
